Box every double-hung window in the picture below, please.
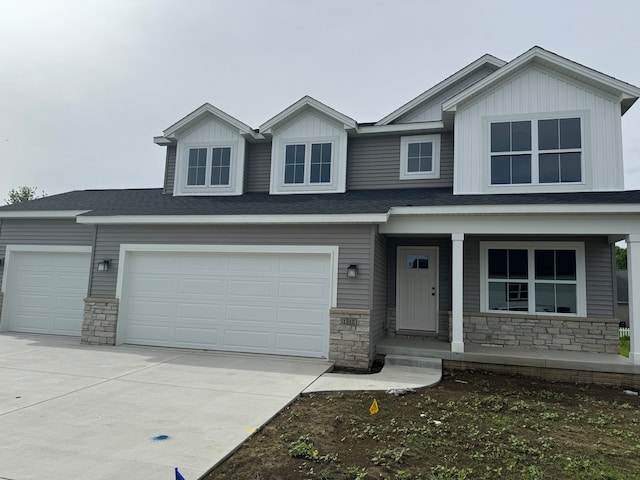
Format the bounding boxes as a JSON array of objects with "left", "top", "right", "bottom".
[
  {"left": 284, "top": 142, "right": 332, "bottom": 185},
  {"left": 186, "top": 146, "right": 232, "bottom": 187},
  {"left": 490, "top": 116, "right": 582, "bottom": 186},
  {"left": 400, "top": 135, "right": 441, "bottom": 180},
  {"left": 483, "top": 243, "right": 584, "bottom": 316}
]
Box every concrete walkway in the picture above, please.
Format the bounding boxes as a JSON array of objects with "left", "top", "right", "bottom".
[{"left": 0, "top": 333, "right": 331, "bottom": 480}]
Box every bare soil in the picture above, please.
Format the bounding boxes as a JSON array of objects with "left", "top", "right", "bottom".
[{"left": 204, "top": 370, "right": 640, "bottom": 480}]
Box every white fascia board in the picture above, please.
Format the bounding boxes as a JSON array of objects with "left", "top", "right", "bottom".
[
  {"left": 355, "top": 121, "right": 444, "bottom": 135},
  {"left": 389, "top": 204, "right": 640, "bottom": 216},
  {"left": 162, "top": 103, "right": 256, "bottom": 138},
  {"left": 259, "top": 96, "right": 357, "bottom": 134},
  {"left": 380, "top": 213, "right": 640, "bottom": 236},
  {"left": 153, "top": 136, "right": 175, "bottom": 146},
  {"left": 0, "top": 210, "right": 89, "bottom": 219},
  {"left": 443, "top": 46, "right": 640, "bottom": 112},
  {"left": 376, "top": 54, "right": 506, "bottom": 126},
  {"left": 76, "top": 213, "right": 389, "bottom": 225}
]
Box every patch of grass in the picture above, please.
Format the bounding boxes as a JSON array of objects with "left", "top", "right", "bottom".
[
  {"left": 206, "top": 372, "right": 640, "bottom": 480},
  {"left": 621, "top": 335, "right": 630, "bottom": 357}
]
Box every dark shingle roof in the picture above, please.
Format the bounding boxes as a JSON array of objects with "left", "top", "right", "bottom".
[{"left": 1, "top": 187, "right": 640, "bottom": 217}]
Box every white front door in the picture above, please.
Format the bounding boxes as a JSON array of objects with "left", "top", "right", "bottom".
[{"left": 396, "top": 247, "right": 438, "bottom": 332}]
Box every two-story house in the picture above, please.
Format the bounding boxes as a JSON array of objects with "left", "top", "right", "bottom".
[{"left": 1, "top": 46, "right": 640, "bottom": 370}]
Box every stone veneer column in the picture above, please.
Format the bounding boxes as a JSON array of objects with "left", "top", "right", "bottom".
[
  {"left": 329, "top": 308, "right": 371, "bottom": 370},
  {"left": 82, "top": 297, "right": 119, "bottom": 345}
]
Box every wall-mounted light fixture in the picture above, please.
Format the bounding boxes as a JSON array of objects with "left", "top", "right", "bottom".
[
  {"left": 97, "top": 259, "right": 111, "bottom": 272},
  {"left": 0, "top": 257, "right": 4, "bottom": 268},
  {"left": 347, "top": 264, "right": 358, "bottom": 278}
]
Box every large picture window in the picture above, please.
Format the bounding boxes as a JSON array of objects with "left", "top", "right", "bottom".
[
  {"left": 482, "top": 243, "right": 584, "bottom": 316},
  {"left": 490, "top": 116, "right": 582, "bottom": 186}
]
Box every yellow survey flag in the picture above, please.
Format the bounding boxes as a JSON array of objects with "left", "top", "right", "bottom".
[{"left": 369, "top": 399, "right": 379, "bottom": 415}]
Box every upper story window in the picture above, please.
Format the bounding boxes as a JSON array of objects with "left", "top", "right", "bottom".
[
  {"left": 187, "top": 146, "right": 232, "bottom": 186},
  {"left": 284, "top": 142, "right": 332, "bottom": 185},
  {"left": 400, "top": 134, "right": 441, "bottom": 180},
  {"left": 490, "top": 116, "right": 583, "bottom": 186}
]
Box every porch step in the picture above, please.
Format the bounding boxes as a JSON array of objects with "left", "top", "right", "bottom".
[{"left": 384, "top": 354, "right": 442, "bottom": 369}]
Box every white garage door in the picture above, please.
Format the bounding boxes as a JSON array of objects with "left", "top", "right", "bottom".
[
  {"left": 120, "top": 251, "right": 333, "bottom": 357},
  {"left": 3, "top": 251, "right": 91, "bottom": 336}
]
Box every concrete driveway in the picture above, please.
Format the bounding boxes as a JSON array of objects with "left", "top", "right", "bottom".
[{"left": 0, "top": 333, "right": 331, "bottom": 480}]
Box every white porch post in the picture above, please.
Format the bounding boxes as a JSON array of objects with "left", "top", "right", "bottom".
[
  {"left": 451, "top": 233, "right": 465, "bottom": 353},
  {"left": 627, "top": 234, "right": 640, "bottom": 364}
]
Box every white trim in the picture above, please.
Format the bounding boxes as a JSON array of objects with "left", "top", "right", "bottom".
[
  {"left": 377, "top": 54, "right": 506, "bottom": 125},
  {"left": 259, "top": 96, "right": 356, "bottom": 134},
  {"left": 177, "top": 141, "right": 242, "bottom": 195},
  {"left": 400, "top": 134, "right": 441, "bottom": 180},
  {"left": 443, "top": 47, "right": 640, "bottom": 113},
  {"left": 0, "top": 210, "right": 89, "bottom": 219},
  {"left": 1, "top": 245, "right": 92, "bottom": 294},
  {"left": 114, "top": 244, "right": 340, "bottom": 347},
  {"left": 281, "top": 139, "right": 336, "bottom": 187},
  {"left": 479, "top": 241, "right": 586, "bottom": 317},
  {"left": 76, "top": 213, "right": 389, "bottom": 225},
  {"left": 389, "top": 204, "right": 640, "bottom": 215},
  {"left": 355, "top": 122, "right": 444, "bottom": 135},
  {"left": 451, "top": 234, "right": 464, "bottom": 352},
  {"left": 380, "top": 213, "right": 640, "bottom": 236},
  {"left": 162, "top": 103, "right": 256, "bottom": 138}
]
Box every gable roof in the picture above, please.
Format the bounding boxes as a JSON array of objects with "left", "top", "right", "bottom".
[
  {"left": 443, "top": 46, "right": 640, "bottom": 115},
  {"left": 154, "top": 103, "right": 258, "bottom": 145},
  {"left": 259, "top": 96, "right": 357, "bottom": 135},
  {"left": 376, "top": 54, "right": 506, "bottom": 126}
]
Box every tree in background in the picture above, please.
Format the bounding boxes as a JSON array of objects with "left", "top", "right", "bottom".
[
  {"left": 616, "top": 245, "right": 628, "bottom": 270},
  {"left": 5, "top": 186, "right": 45, "bottom": 205}
]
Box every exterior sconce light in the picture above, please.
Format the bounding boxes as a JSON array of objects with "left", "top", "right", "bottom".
[
  {"left": 347, "top": 264, "right": 358, "bottom": 278},
  {"left": 0, "top": 257, "right": 4, "bottom": 268},
  {"left": 97, "top": 259, "right": 111, "bottom": 272}
]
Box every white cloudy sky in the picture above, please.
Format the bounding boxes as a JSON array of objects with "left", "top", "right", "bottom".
[{"left": 1, "top": 0, "right": 640, "bottom": 201}]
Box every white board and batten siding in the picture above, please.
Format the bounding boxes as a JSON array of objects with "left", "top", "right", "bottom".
[
  {"left": 453, "top": 65, "right": 624, "bottom": 194},
  {"left": 269, "top": 110, "right": 348, "bottom": 194},
  {"left": 173, "top": 117, "right": 246, "bottom": 196},
  {"left": 116, "top": 245, "right": 338, "bottom": 358}
]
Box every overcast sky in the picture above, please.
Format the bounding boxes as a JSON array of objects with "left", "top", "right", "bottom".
[{"left": 1, "top": 0, "right": 639, "bottom": 201}]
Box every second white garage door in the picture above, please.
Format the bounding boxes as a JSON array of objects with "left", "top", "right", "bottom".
[{"left": 119, "top": 250, "right": 333, "bottom": 357}]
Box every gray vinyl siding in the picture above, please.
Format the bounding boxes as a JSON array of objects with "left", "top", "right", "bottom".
[
  {"left": 463, "top": 236, "right": 615, "bottom": 318},
  {"left": 90, "top": 224, "right": 373, "bottom": 309},
  {"left": 245, "top": 142, "right": 272, "bottom": 193},
  {"left": 386, "top": 237, "right": 452, "bottom": 313},
  {"left": 0, "top": 219, "right": 94, "bottom": 287},
  {"left": 163, "top": 145, "right": 177, "bottom": 194},
  {"left": 347, "top": 132, "right": 454, "bottom": 190},
  {"left": 370, "top": 228, "right": 388, "bottom": 354}
]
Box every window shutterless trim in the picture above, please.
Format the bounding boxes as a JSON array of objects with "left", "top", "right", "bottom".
[{"left": 400, "top": 134, "right": 441, "bottom": 180}]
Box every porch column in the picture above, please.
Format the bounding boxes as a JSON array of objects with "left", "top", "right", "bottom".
[
  {"left": 627, "top": 234, "right": 640, "bottom": 364},
  {"left": 451, "top": 233, "right": 464, "bottom": 353}
]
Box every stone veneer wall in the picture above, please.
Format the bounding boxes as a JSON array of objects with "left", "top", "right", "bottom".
[
  {"left": 386, "top": 307, "right": 449, "bottom": 342},
  {"left": 329, "top": 308, "right": 371, "bottom": 370},
  {"left": 451, "top": 312, "right": 619, "bottom": 353},
  {"left": 82, "top": 297, "right": 119, "bottom": 345}
]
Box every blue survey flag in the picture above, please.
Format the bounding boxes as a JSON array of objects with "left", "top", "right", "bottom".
[{"left": 175, "top": 467, "right": 185, "bottom": 480}]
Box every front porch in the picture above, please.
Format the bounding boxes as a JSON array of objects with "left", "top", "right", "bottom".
[{"left": 377, "top": 337, "right": 640, "bottom": 387}]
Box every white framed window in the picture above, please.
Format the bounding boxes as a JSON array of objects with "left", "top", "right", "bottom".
[
  {"left": 400, "top": 134, "right": 440, "bottom": 180},
  {"left": 480, "top": 242, "right": 586, "bottom": 317},
  {"left": 489, "top": 115, "right": 583, "bottom": 186},
  {"left": 283, "top": 141, "right": 333, "bottom": 185},
  {"left": 186, "top": 146, "right": 232, "bottom": 187}
]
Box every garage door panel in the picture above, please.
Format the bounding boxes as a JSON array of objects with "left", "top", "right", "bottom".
[
  {"left": 224, "top": 329, "right": 270, "bottom": 349},
  {"left": 174, "top": 327, "right": 219, "bottom": 346},
  {"left": 178, "top": 278, "right": 225, "bottom": 295},
  {"left": 176, "top": 302, "right": 221, "bottom": 321},
  {"left": 227, "top": 280, "right": 273, "bottom": 298},
  {"left": 53, "top": 316, "right": 83, "bottom": 335},
  {"left": 276, "top": 333, "right": 324, "bottom": 356},
  {"left": 121, "top": 251, "right": 331, "bottom": 358}
]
